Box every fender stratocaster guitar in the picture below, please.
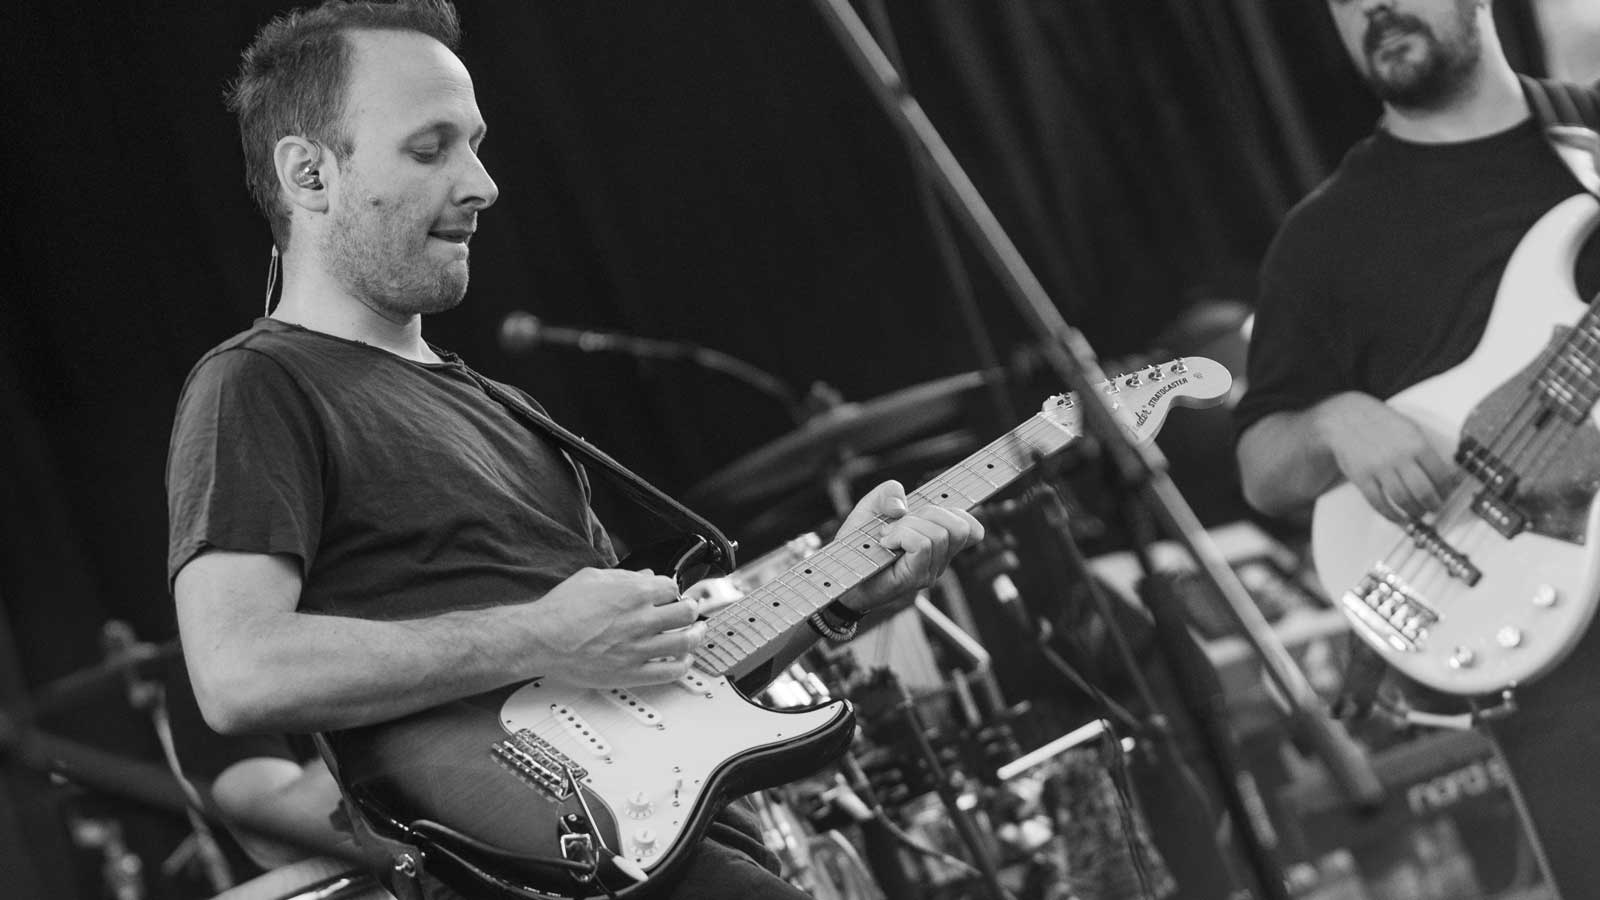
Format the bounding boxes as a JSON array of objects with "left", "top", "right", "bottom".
[
  {"left": 324, "top": 357, "right": 1231, "bottom": 899},
  {"left": 1313, "top": 193, "right": 1600, "bottom": 697}
]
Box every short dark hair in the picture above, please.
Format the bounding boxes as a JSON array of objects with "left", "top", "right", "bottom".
[{"left": 226, "top": 1, "right": 462, "bottom": 248}]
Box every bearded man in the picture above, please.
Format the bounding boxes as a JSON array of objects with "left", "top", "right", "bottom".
[{"left": 1234, "top": 0, "right": 1600, "bottom": 892}]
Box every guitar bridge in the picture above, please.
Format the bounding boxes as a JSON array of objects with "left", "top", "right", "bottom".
[
  {"left": 1342, "top": 565, "right": 1439, "bottom": 653},
  {"left": 491, "top": 729, "right": 588, "bottom": 801}
]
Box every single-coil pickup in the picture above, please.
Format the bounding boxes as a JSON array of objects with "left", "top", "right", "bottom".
[
  {"left": 1455, "top": 437, "right": 1519, "bottom": 498},
  {"left": 1345, "top": 567, "right": 1439, "bottom": 651},
  {"left": 550, "top": 704, "right": 612, "bottom": 757},
  {"left": 490, "top": 729, "right": 587, "bottom": 800},
  {"left": 1400, "top": 519, "right": 1481, "bottom": 586},
  {"left": 603, "top": 688, "right": 665, "bottom": 728},
  {"left": 676, "top": 668, "right": 714, "bottom": 696}
]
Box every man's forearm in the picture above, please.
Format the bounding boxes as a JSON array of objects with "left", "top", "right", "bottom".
[
  {"left": 190, "top": 603, "right": 539, "bottom": 735},
  {"left": 1236, "top": 405, "right": 1343, "bottom": 517}
]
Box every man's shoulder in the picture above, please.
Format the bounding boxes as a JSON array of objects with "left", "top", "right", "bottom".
[
  {"left": 179, "top": 319, "right": 340, "bottom": 403},
  {"left": 187, "top": 319, "right": 356, "bottom": 379}
]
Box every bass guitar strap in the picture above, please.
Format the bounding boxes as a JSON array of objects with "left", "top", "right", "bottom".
[{"left": 1520, "top": 74, "right": 1600, "bottom": 197}]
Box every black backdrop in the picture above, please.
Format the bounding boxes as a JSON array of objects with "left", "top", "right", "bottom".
[{"left": 0, "top": 1, "right": 1546, "bottom": 895}]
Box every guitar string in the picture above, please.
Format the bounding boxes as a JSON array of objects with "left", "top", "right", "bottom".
[
  {"left": 697, "top": 411, "right": 1075, "bottom": 674},
  {"left": 1418, "top": 315, "right": 1600, "bottom": 593},
  {"left": 1369, "top": 305, "right": 1600, "bottom": 625}
]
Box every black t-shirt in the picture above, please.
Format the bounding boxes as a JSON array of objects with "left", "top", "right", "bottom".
[
  {"left": 165, "top": 319, "right": 794, "bottom": 896},
  {"left": 167, "top": 318, "right": 616, "bottom": 616},
  {"left": 1235, "top": 113, "right": 1600, "bottom": 437}
]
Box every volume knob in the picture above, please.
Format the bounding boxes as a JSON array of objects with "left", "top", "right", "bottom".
[
  {"left": 625, "top": 791, "right": 655, "bottom": 820},
  {"left": 632, "top": 827, "right": 658, "bottom": 856}
]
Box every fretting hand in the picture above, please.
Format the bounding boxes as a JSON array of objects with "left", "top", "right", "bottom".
[{"left": 834, "top": 480, "right": 985, "bottom": 614}]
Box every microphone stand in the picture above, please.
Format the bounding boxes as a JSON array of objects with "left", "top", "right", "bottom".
[
  {"left": 503, "top": 312, "right": 808, "bottom": 423},
  {"left": 807, "top": 4, "right": 1385, "bottom": 898}
]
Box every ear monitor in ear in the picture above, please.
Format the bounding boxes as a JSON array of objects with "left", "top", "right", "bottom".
[{"left": 296, "top": 164, "right": 323, "bottom": 190}]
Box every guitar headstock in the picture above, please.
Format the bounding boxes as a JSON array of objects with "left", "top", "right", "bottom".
[{"left": 1040, "top": 357, "right": 1232, "bottom": 442}]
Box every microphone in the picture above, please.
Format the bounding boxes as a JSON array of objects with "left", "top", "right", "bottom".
[
  {"left": 498, "top": 310, "right": 650, "bottom": 356},
  {"left": 496, "top": 310, "right": 805, "bottom": 420}
]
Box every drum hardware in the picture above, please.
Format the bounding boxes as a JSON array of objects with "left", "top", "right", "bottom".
[
  {"left": 856, "top": 666, "right": 1016, "bottom": 900},
  {"left": 685, "top": 369, "right": 990, "bottom": 510},
  {"left": 4, "top": 620, "right": 393, "bottom": 899}
]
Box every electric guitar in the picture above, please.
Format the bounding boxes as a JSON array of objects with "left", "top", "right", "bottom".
[
  {"left": 323, "top": 357, "right": 1231, "bottom": 899},
  {"left": 1313, "top": 193, "right": 1600, "bottom": 697}
]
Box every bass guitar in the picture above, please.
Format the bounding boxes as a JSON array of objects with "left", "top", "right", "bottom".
[
  {"left": 324, "top": 357, "right": 1231, "bottom": 899},
  {"left": 1313, "top": 193, "right": 1600, "bottom": 696}
]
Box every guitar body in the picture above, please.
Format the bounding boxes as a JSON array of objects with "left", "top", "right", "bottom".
[
  {"left": 1313, "top": 194, "right": 1600, "bottom": 696},
  {"left": 327, "top": 673, "right": 852, "bottom": 898}
]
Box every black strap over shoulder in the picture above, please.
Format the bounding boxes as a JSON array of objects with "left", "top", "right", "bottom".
[
  {"left": 1520, "top": 74, "right": 1600, "bottom": 129},
  {"left": 453, "top": 363, "right": 739, "bottom": 572},
  {"left": 1520, "top": 74, "right": 1600, "bottom": 198}
]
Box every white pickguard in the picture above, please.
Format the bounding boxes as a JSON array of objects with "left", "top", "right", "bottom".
[
  {"left": 1312, "top": 194, "right": 1600, "bottom": 696},
  {"left": 498, "top": 670, "right": 843, "bottom": 871}
]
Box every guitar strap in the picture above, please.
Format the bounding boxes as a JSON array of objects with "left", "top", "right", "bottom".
[
  {"left": 1520, "top": 74, "right": 1600, "bottom": 197},
  {"left": 453, "top": 363, "right": 739, "bottom": 573}
]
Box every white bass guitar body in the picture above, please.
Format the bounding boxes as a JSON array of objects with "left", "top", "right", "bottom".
[{"left": 1312, "top": 194, "right": 1600, "bottom": 696}]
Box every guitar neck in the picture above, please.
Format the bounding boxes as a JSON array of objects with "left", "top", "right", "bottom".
[
  {"left": 1537, "top": 300, "right": 1600, "bottom": 420},
  {"left": 691, "top": 407, "right": 1080, "bottom": 676}
]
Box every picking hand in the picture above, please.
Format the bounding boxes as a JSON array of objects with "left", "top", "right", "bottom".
[
  {"left": 1314, "top": 392, "right": 1459, "bottom": 522},
  {"left": 519, "top": 567, "right": 705, "bottom": 687},
  {"left": 837, "top": 480, "right": 985, "bottom": 613}
]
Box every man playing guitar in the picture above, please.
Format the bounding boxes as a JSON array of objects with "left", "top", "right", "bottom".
[
  {"left": 166, "top": 2, "right": 982, "bottom": 898},
  {"left": 1234, "top": 0, "right": 1600, "bottom": 892}
]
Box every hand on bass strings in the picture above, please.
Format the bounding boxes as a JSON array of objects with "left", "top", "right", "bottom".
[
  {"left": 1313, "top": 391, "right": 1460, "bottom": 522},
  {"left": 519, "top": 567, "right": 706, "bottom": 687},
  {"left": 834, "top": 480, "right": 985, "bottom": 614}
]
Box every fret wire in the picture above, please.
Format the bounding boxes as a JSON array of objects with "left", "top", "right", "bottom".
[
  {"left": 815, "top": 545, "right": 874, "bottom": 580},
  {"left": 819, "top": 545, "right": 879, "bottom": 579},
  {"left": 727, "top": 595, "right": 787, "bottom": 640},
  {"left": 1546, "top": 358, "right": 1600, "bottom": 405},
  {"left": 741, "top": 584, "right": 806, "bottom": 630},
  {"left": 792, "top": 563, "right": 847, "bottom": 602},
  {"left": 773, "top": 574, "right": 830, "bottom": 616},
  {"left": 958, "top": 457, "right": 1008, "bottom": 490},
  {"left": 708, "top": 616, "right": 760, "bottom": 656}
]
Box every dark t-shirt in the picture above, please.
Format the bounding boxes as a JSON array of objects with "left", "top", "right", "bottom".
[
  {"left": 1235, "top": 114, "right": 1600, "bottom": 437},
  {"left": 165, "top": 318, "right": 797, "bottom": 899},
  {"left": 166, "top": 318, "right": 616, "bottom": 615}
]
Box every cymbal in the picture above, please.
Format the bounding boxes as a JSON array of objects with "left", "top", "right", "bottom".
[{"left": 688, "top": 371, "right": 986, "bottom": 507}]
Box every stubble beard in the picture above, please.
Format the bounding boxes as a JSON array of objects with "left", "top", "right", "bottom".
[
  {"left": 1362, "top": 7, "right": 1482, "bottom": 112},
  {"left": 323, "top": 190, "right": 470, "bottom": 319}
]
